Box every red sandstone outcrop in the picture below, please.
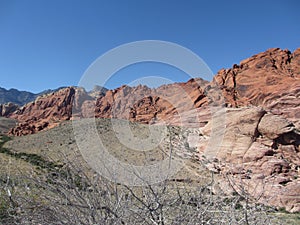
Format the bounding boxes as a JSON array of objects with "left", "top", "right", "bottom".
[
  {"left": 213, "top": 47, "right": 300, "bottom": 128},
  {"left": 7, "top": 78, "right": 209, "bottom": 135},
  {"left": 8, "top": 87, "right": 93, "bottom": 136},
  {"left": 89, "top": 78, "right": 208, "bottom": 126}
]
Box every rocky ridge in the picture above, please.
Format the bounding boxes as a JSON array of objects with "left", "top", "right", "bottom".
[
  {"left": 7, "top": 48, "right": 299, "bottom": 135},
  {"left": 8, "top": 78, "right": 209, "bottom": 135}
]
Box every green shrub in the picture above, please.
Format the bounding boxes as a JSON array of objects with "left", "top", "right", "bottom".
[{"left": 0, "top": 196, "right": 11, "bottom": 222}]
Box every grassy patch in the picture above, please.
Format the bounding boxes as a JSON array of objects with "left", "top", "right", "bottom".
[
  {"left": 0, "top": 135, "right": 62, "bottom": 171},
  {"left": 0, "top": 190, "right": 16, "bottom": 224},
  {"left": 270, "top": 212, "right": 300, "bottom": 224},
  {"left": 0, "top": 197, "right": 10, "bottom": 221}
]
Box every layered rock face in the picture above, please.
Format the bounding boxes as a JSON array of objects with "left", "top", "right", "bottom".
[
  {"left": 197, "top": 48, "right": 300, "bottom": 212},
  {"left": 197, "top": 107, "right": 300, "bottom": 212},
  {"left": 213, "top": 48, "right": 300, "bottom": 128},
  {"left": 8, "top": 78, "right": 208, "bottom": 135},
  {"left": 92, "top": 78, "right": 208, "bottom": 125}
]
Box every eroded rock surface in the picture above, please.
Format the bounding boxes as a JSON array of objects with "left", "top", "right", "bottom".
[
  {"left": 9, "top": 87, "right": 87, "bottom": 135},
  {"left": 213, "top": 48, "right": 300, "bottom": 128},
  {"left": 196, "top": 108, "right": 300, "bottom": 212}
]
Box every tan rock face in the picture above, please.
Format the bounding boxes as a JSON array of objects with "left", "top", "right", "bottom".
[
  {"left": 258, "top": 114, "right": 294, "bottom": 140},
  {"left": 197, "top": 108, "right": 300, "bottom": 212},
  {"left": 0, "top": 102, "right": 19, "bottom": 117}
]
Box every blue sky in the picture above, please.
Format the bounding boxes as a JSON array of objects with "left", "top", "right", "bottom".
[{"left": 0, "top": 0, "right": 299, "bottom": 93}]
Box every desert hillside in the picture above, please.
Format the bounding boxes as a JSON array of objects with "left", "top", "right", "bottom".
[{"left": 0, "top": 48, "right": 299, "bottom": 224}]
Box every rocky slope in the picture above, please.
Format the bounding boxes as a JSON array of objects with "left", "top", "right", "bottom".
[
  {"left": 8, "top": 78, "right": 209, "bottom": 135},
  {"left": 94, "top": 78, "right": 208, "bottom": 123},
  {"left": 8, "top": 87, "right": 97, "bottom": 136},
  {"left": 200, "top": 48, "right": 299, "bottom": 212}
]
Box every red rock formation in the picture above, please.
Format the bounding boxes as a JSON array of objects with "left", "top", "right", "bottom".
[
  {"left": 7, "top": 48, "right": 300, "bottom": 135},
  {"left": 9, "top": 88, "right": 75, "bottom": 135},
  {"left": 213, "top": 47, "right": 300, "bottom": 128},
  {"left": 128, "top": 78, "right": 208, "bottom": 125},
  {"left": 4, "top": 48, "right": 298, "bottom": 131},
  {"left": 90, "top": 78, "right": 209, "bottom": 126}
]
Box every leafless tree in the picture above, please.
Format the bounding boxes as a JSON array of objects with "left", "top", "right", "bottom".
[{"left": 0, "top": 132, "right": 282, "bottom": 225}]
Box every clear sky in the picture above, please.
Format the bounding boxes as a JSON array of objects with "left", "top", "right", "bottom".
[{"left": 0, "top": 0, "right": 299, "bottom": 93}]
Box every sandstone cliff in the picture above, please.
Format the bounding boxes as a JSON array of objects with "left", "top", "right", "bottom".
[{"left": 213, "top": 48, "right": 300, "bottom": 128}]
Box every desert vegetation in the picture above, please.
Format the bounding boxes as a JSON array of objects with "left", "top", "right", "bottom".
[{"left": 0, "top": 120, "right": 299, "bottom": 224}]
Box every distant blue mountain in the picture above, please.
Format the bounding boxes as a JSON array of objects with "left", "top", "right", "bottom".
[{"left": 0, "top": 87, "right": 66, "bottom": 106}]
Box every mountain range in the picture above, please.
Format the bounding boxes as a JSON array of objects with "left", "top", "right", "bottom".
[
  {"left": 2, "top": 47, "right": 299, "bottom": 135},
  {"left": 0, "top": 47, "right": 299, "bottom": 213}
]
